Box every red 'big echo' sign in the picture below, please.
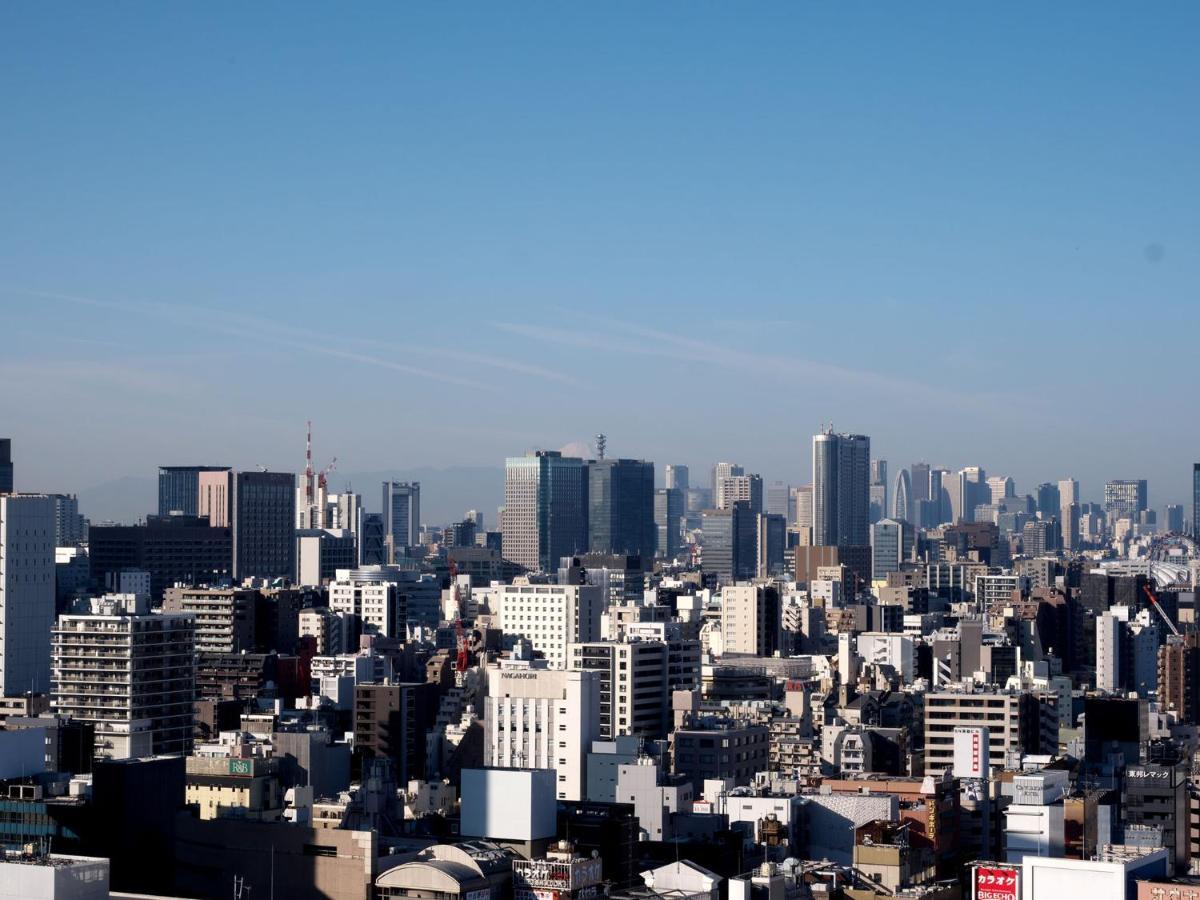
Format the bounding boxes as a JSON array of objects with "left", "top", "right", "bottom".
[{"left": 975, "top": 866, "right": 1018, "bottom": 900}]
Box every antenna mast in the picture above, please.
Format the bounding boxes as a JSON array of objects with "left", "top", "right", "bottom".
[
  {"left": 595, "top": 433, "right": 607, "bottom": 461},
  {"left": 304, "top": 420, "right": 315, "bottom": 506}
]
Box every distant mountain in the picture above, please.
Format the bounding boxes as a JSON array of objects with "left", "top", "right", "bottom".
[
  {"left": 76, "top": 467, "right": 505, "bottom": 528},
  {"left": 77, "top": 476, "right": 157, "bottom": 525},
  {"left": 332, "top": 467, "right": 504, "bottom": 526}
]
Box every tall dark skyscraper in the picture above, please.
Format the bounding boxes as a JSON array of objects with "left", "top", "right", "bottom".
[
  {"left": 1193, "top": 464, "right": 1200, "bottom": 539},
  {"left": 654, "top": 487, "right": 684, "bottom": 559},
  {"left": 586, "top": 458, "right": 654, "bottom": 558},
  {"left": 232, "top": 471, "right": 296, "bottom": 581},
  {"left": 1035, "top": 483, "right": 1061, "bottom": 519},
  {"left": 158, "top": 466, "right": 231, "bottom": 517},
  {"left": 0, "top": 438, "right": 12, "bottom": 493},
  {"left": 701, "top": 501, "right": 755, "bottom": 581},
  {"left": 812, "top": 430, "right": 870, "bottom": 548},
  {"left": 503, "top": 450, "right": 588, "bottom": 572}
]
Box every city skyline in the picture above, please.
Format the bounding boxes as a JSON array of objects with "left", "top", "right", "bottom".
[{"left": 2, "top": 427, "right": 1200, "bottom": 525}]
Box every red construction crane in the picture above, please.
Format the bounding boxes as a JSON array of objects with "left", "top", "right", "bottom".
[
  {"left": 1143, "top": 583, "right": 1181, "bottom": 637},
  {"left": 455, "top": 619, "right": 470, "bottom": 672}
]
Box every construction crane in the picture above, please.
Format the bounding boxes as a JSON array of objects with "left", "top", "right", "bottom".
[
  {"left": 1143, "top": 583, "right": 1180, "bottom": 637},
  {"left": 317, "top": 456, "right": 338, "bottom": 490},
  {"left": 448, "top": 558, "right": 471, "bottom": 672}
]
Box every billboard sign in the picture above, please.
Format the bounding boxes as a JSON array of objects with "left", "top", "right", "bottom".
[
  {"left": 953, "top": 726, "right": 989, "bottom": 779},
  {"left": 975, "top": 865, "right": 1018, "bottom": 900}
]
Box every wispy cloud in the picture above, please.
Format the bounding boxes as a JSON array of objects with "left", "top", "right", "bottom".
[
  {"left": 12, "top": 288, "right": 578, "bottom": 389},
  {"left": 10, "top": 288, "right": 502, "bottom": 393},
  {"left": 496, "top": 316, "right": 1015, "bottom": 411}
]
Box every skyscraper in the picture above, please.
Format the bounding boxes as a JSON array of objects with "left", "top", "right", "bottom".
[
  {"left": 1193, "top": 465, "right": 1200, "bottom": 539},
  {"left": 587, "top": 458, "right": 655, "bottom": 558},
  {"left": 197, "top": 469, "right": 233, "bottom": 528},
  {"left": 0, "top": 493, "right": 55, "bottom": 697},
  {"left": 1104, "top": 479, "right": 1148, "bottom": 525},
  {"left": 957, "top": 467, "right": 987, "bottom": 524},
  {"left": 792, "top": 484, "right": 814, "bottom": 529},
  {"left": 157, "top": 466, "right": 231, "bottom": 517},
  {"left": 765, "top": 481, "right": 790, "bottom": 518},
  {"left": 1166, "top": 504, "right": 1184, "bottom": 534},
  {"left": 909, "top": 462, "right": 931, "bottom": 504},
  {"left": 717, "top": 473, "right": 763, "bottom": 513},
  {"left": 664, "top": 464, "right": 689, "bottom": 492},
  {"left": 700, "top": 502, "right": 756, "bottom": 582},
  {"left": 711, "top": 462, "right": 744, "bottom": 499},
  {"left": 381, "top": 481, "right": 421, "bottom": 558},
  {"left": 892, "top": 470, "right": 911, "bottom": 523},
  {"left": 1059, "top": 478, "right": 1080, "bottom": 550},
  {"left": 870, "top": 518, "right": 912, "bottom": 575},
  {"left": 1036, "top": 483, "right": 1061, "bottom": 519},
  {"left": 654, "top": 488, "right": 684, "bottom": 559},
  {"left": 0, "top": 438, "right": 12, "bottom": 493},
  {"left": 987, "top": 476, "right": 1015, "bottom": 503},
  {"left": 869, "top": 459, "right": 888, "bottom": 523},
  {"left": 812, "top": 430, "right": 870, "bottom": 548},
  {"left": 232, "top": 471, "right": 296, "bottom": 581},
  {"left": 48, "top": 493, "right": 86, "bottom": 546},
  {"left": 503, "top": 451, "right": 588, "bottom": 573}
]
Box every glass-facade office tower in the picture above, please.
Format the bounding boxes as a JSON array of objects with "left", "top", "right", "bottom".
[
  {"left": 381, "top": 481, "right": 421, "bottom": 556},
  {"left": 233, "top": 471, "right": 296, "bottom": 580},
  {"left": 588, "top": 459, "right": 655, "bottom": 558},
  {"left": 503, "top": 451, "right": 588, "bottom": 573},
  {"left": 664, "top": 465, "right": 689, "bottom": 492},
  {"left": 158, "top": 466, "right": 230, "bottom": 517},
  {"left": 654, "top": 487, "right": 684, "bottom": 559},
  {"left": 1194, "top": 465, "right": 1200, "bottom": 539},
  {"left": 701, "top": 502, "right": 755, "bottom": 582},
  {"left": 813, "top": 431, "right": 871, "bottom": 548},
  {"left": 0, "top": 438, "right": 12, "bottom": 493},
  {"left": 0, "top": 493, "right": 55, "bottom": 697},
  {"left": 1104, "top": 479, "right": 1148, "bottom": 525}
]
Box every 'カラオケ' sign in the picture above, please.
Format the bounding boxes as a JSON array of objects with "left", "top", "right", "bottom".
[{"left": 975, "top": 866, "right": 1018, "bottom": 900}]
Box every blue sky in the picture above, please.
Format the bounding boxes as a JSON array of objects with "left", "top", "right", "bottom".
[{"left": 1, "top": 3, "right": 1197, "bottom": 513}]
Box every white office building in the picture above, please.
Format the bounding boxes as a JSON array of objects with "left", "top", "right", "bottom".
[
  {"left": 0, "top": 493, "right": 55, "bottom": 698},
  {"left": 491, "top": 583, "right": 603, "bottom": 669},
  {"left": 329, "top": 567, "right": 407, "bottom": 641},
  {"left": 484, "top": 658, "right": 600, "bottom": 801}
]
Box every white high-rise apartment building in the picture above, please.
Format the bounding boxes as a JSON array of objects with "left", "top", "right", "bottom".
[
  {"left": 721, "top": 584, "right": 780, "bottom": 657},
  {"left": 51, "top": 596, "right": 195, "bottom": 758},
  {"left": 329, "top": 567, "right": 406, "bottom": 641},
  {"left": 484, "top": 658, "right": 600, "bottom": 801},
  {"left": 570, "top": 639, "right": 669, "bottom": 739},
  {"left": 491, "top": 583, "right": 602, "bottom": 669},
  {"left": 0, "top": 494, "right": 55, "bottom": 697}
]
